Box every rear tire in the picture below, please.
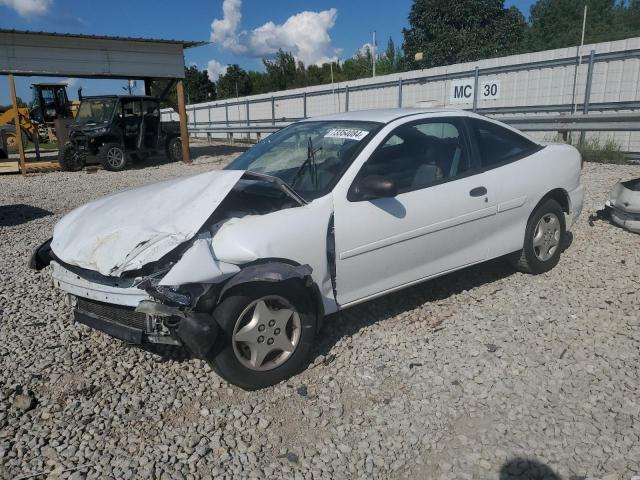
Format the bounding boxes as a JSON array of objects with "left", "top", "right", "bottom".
[
  {"left": 210, "top": 281, "right": 317, "bottom": 390},
  {"left": 165, "top": 137, "right": 182, "bottom": 162},
  {"left": 98, "top": 142, "right": 127, "bottom": 172},
  {"left": 58, "top": 142, "right": 85, "bottom": 171},
  {"left": 509, "top": 198, "right": 566, "bottom": 274}
]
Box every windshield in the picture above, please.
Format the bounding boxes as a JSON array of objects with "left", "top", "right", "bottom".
[
  {"left": 226, "top": 121, "right": 380, "bottom": 200},
  {"left": 75, "top": 99, "right": 117, "bottom": 124}
]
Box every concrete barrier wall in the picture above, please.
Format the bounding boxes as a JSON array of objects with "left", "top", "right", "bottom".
[{"left": 163, "top": 36, "right": 640, "bottom": 151}]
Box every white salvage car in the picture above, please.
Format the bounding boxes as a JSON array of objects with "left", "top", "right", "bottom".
[{"left": 31, "top": 109, "right": 584, "bottom": 389}]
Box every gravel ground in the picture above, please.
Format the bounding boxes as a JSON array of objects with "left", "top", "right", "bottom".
[{"left": 1, "top": 147, "right": 639, "bottom": 480}]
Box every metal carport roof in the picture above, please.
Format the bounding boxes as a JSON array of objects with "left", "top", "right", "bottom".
[{"left": 0, "top": 29, "right": 206, "bottom": 79}]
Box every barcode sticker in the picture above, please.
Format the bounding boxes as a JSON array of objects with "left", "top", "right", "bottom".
[{"left": 324, "top": 128, "right": 369, "bottom": 141}]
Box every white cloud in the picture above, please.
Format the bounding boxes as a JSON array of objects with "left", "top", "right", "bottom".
[
  {"left": 210, "top": 0, "right": 340, "bottom": 66},
  {"left": 356, "top": 42, "right": 378, "bottom": 60},
  {"left": 357, "top": 43, "right": 373, "bottom": 57},
  {"left": 210, "top": 0, "right": 246, "bottom": 54},
  {"left": 0, "top": 0, "right": 51, "bottom": 16},
  {"left": 63, "top": 78, "right": 77, "bottom": 87},
  {"left": 207, "top": 59, "right": 228, "bottom": 81}
]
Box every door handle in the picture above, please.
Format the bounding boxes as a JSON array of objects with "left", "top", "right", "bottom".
[{"left": 469, "top": 186, "right": 487, "bottom": 197}]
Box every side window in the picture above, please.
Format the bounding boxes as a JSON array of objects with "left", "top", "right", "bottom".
[
  {"left": 123, "top": 100, "right": 142, "bottom": 118},
  {"left": 357, "top": 119, "right": 473, "bottom": 194},
  {"left": 143, "top": 101, "right": 159, "bottom": 117},
  {"left": 473, "top": 119, "right": 540, "bottom": 168}
]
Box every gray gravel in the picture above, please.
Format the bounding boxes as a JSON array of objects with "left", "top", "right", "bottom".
[{"left": 1, "top": 147, "right": 639, "bottom": 480}]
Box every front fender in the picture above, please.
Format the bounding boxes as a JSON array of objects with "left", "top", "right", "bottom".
[{"left": 219, "top": 261, "right": 325, "bottom": 331}]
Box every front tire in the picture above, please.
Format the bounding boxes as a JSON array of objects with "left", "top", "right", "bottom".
[
  {"left": 509, "top": 198, "right": 566, "bottom": 274},
  {"left": 58, "top": 142, "right": 85, "bottom": 171},
  {"left": 210, "top": 281, "right": 317, "bottom": 390},
  {"left": 98, "top": 142, "right": 127, "bottom": 171}
]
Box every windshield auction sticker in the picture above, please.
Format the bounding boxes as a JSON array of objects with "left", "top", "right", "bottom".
[{"left": 324, "top": 128, "right": 369, "bottom": 141}]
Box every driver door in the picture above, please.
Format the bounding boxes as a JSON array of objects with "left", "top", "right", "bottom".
[{"left": 333, "top": 117, "right": 497, "bottom": 306}]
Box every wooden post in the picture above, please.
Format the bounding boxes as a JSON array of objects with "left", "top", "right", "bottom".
[
  {"left": 176, "top": 80, "right": 191, "bottom": 164},
  {"left": 9, "top": 74, "right": 27, "bottom": 176}
]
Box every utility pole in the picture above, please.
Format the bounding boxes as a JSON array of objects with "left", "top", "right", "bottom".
[
  {"left": 330, "top": 61, "right": 339, "bottom": 113},
  {"left": 372, "top": 30, "right": 376, "bottom": 77},
  {"left": 571, "top": 4, "right": 588, "bottom": 115}
]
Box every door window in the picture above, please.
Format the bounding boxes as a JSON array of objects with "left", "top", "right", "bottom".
[
  {"left": 472, "top": 119, "right": 540, "bottom": 168},
  {"left": 355, "top": 118, "right": 475, "bottom": 195}
]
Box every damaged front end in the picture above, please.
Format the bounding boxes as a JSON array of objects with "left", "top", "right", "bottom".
[{"left": 33, "top": 168, "right": 330, "bottom": 360}]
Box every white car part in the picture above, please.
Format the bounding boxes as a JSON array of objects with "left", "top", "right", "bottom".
[
  {"left": 211, "top": 195, "right": 338, "bottom": 314},
  {"left": 607, "top": 178, "right": 640, "bottom": 234},
  {"left": 51, "top": 170, "right": 244, "bottom": 276},
  {"left": 159, "top": 237, "right": 240, "bottom": 286},
  {"left": 51, "top": 261, "right": 150, "bottom": 307}
]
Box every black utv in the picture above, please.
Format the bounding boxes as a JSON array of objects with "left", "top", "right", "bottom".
[{"left": 59, "top": 95, "right": 182, "bottom": 172}]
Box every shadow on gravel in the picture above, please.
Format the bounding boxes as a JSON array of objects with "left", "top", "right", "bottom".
[
  {"left": 134, "top": 342, "right": 193, "bottom": 363},
  {"left": 499, "top": 457, "right": 562, "bottom": 479},
  {"left": 315, "top": 258, "right": 515, "bottom": 357},
  {"left": 0, "top": 204, "right": 53, "bottom": 227}
]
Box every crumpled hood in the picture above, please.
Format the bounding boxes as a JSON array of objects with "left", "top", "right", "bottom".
[{"left": 51, "top": 169, "right": 244, "bottom": 276}]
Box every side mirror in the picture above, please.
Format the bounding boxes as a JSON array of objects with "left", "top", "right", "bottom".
[{"left": 350, "top": 175, "right": 398, "bottom": 201}]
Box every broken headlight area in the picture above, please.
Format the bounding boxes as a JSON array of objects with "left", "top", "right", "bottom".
[{"left": 137, "top": 277, "right": 194, "bottom": 307}]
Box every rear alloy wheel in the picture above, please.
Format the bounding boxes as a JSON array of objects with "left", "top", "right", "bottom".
[
  {"left": 509, "top": 198, "right": 566, "bottom": 274},
  {"left": 58, "top": 143, "right": 85, "bottom": 171},
  {"left": 210, "top": 281, "right": 317, "bottom": 390},
  {"left": 98, "top": 142, "right": 127, "bottom": 172}
]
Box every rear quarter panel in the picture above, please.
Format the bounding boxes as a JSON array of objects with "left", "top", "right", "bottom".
[{"left": 485, "top": 143, "right": 582, "bottom": 259}]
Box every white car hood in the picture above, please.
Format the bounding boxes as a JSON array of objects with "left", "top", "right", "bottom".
[{"left": 51, "top": 169, "right": 244, "bottom": 276}]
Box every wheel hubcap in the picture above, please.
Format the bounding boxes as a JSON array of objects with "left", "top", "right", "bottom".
[
  {"left": 6, "top": 134, "right": 17, "bottom": 147},
  {"left": 533, "top": 213, "right": 561, "bottom": 261},
  {"left": 106, "top": 147, "right": 124, "bottom": 168},
  {"left": 232, "top": 296, "right": 301, "bottom": 371}
]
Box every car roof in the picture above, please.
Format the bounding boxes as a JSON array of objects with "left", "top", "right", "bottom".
[
  {"left": 298, "top": 107, "right": 540, "bottom": 144},
  {"left": 299, "top": 107, "right": 476, "bottom": 124}
]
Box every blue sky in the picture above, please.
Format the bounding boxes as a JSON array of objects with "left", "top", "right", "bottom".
[{"left": 0, "top": 0, "right": 536, "bottom": 104}]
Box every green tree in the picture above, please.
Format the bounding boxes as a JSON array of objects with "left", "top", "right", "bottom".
[
  {"left": 402, "top": 0, "right": 526, "bottom": 69},
  {"left": 263, "top": 50, "right": 298, "bottom": 91},
  {"left": 184, "top": 66, "right": 216, "bottom": 103},
  {"left": 525, "top": 0, "right": 639, "bottom": 52},
  {"left": 376, "top": 37, "right": 404, "bottom": 75},
  {"left": 216, "top": 64, "right": 253, "bottom": 99},
  {"left": 342, "top": 46, "right": 374, "bottom": 80}
]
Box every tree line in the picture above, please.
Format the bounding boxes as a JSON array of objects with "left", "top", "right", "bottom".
[{"left": 184, "top": 0, "right": 640, "bottom": 103}]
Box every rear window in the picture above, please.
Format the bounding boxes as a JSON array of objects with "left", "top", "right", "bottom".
[{"left": 472, "top": 119, "right": 540, "bottom": 168}]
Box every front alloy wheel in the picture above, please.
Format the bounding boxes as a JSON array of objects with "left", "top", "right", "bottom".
[
  {"left": 210, "top": 281, "right": 317, "bottom": 390},
  {"left": 232, "top": 296, "right": 301, "bottom": 371}
]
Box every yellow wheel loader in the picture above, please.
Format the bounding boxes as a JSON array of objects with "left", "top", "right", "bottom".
[{"left": 0, "top": 83, "right": 78, "bottom": 154}]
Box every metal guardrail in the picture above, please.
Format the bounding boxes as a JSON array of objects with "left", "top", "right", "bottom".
[
  {"left": 169, "top": 46, "right": 640, "bottom": 142},
  {"left": 503, "top": 113, "right": 640, "bottom": 131},
  {"left": 187, "top": 112, "right": 640, "bottom": 136}
]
